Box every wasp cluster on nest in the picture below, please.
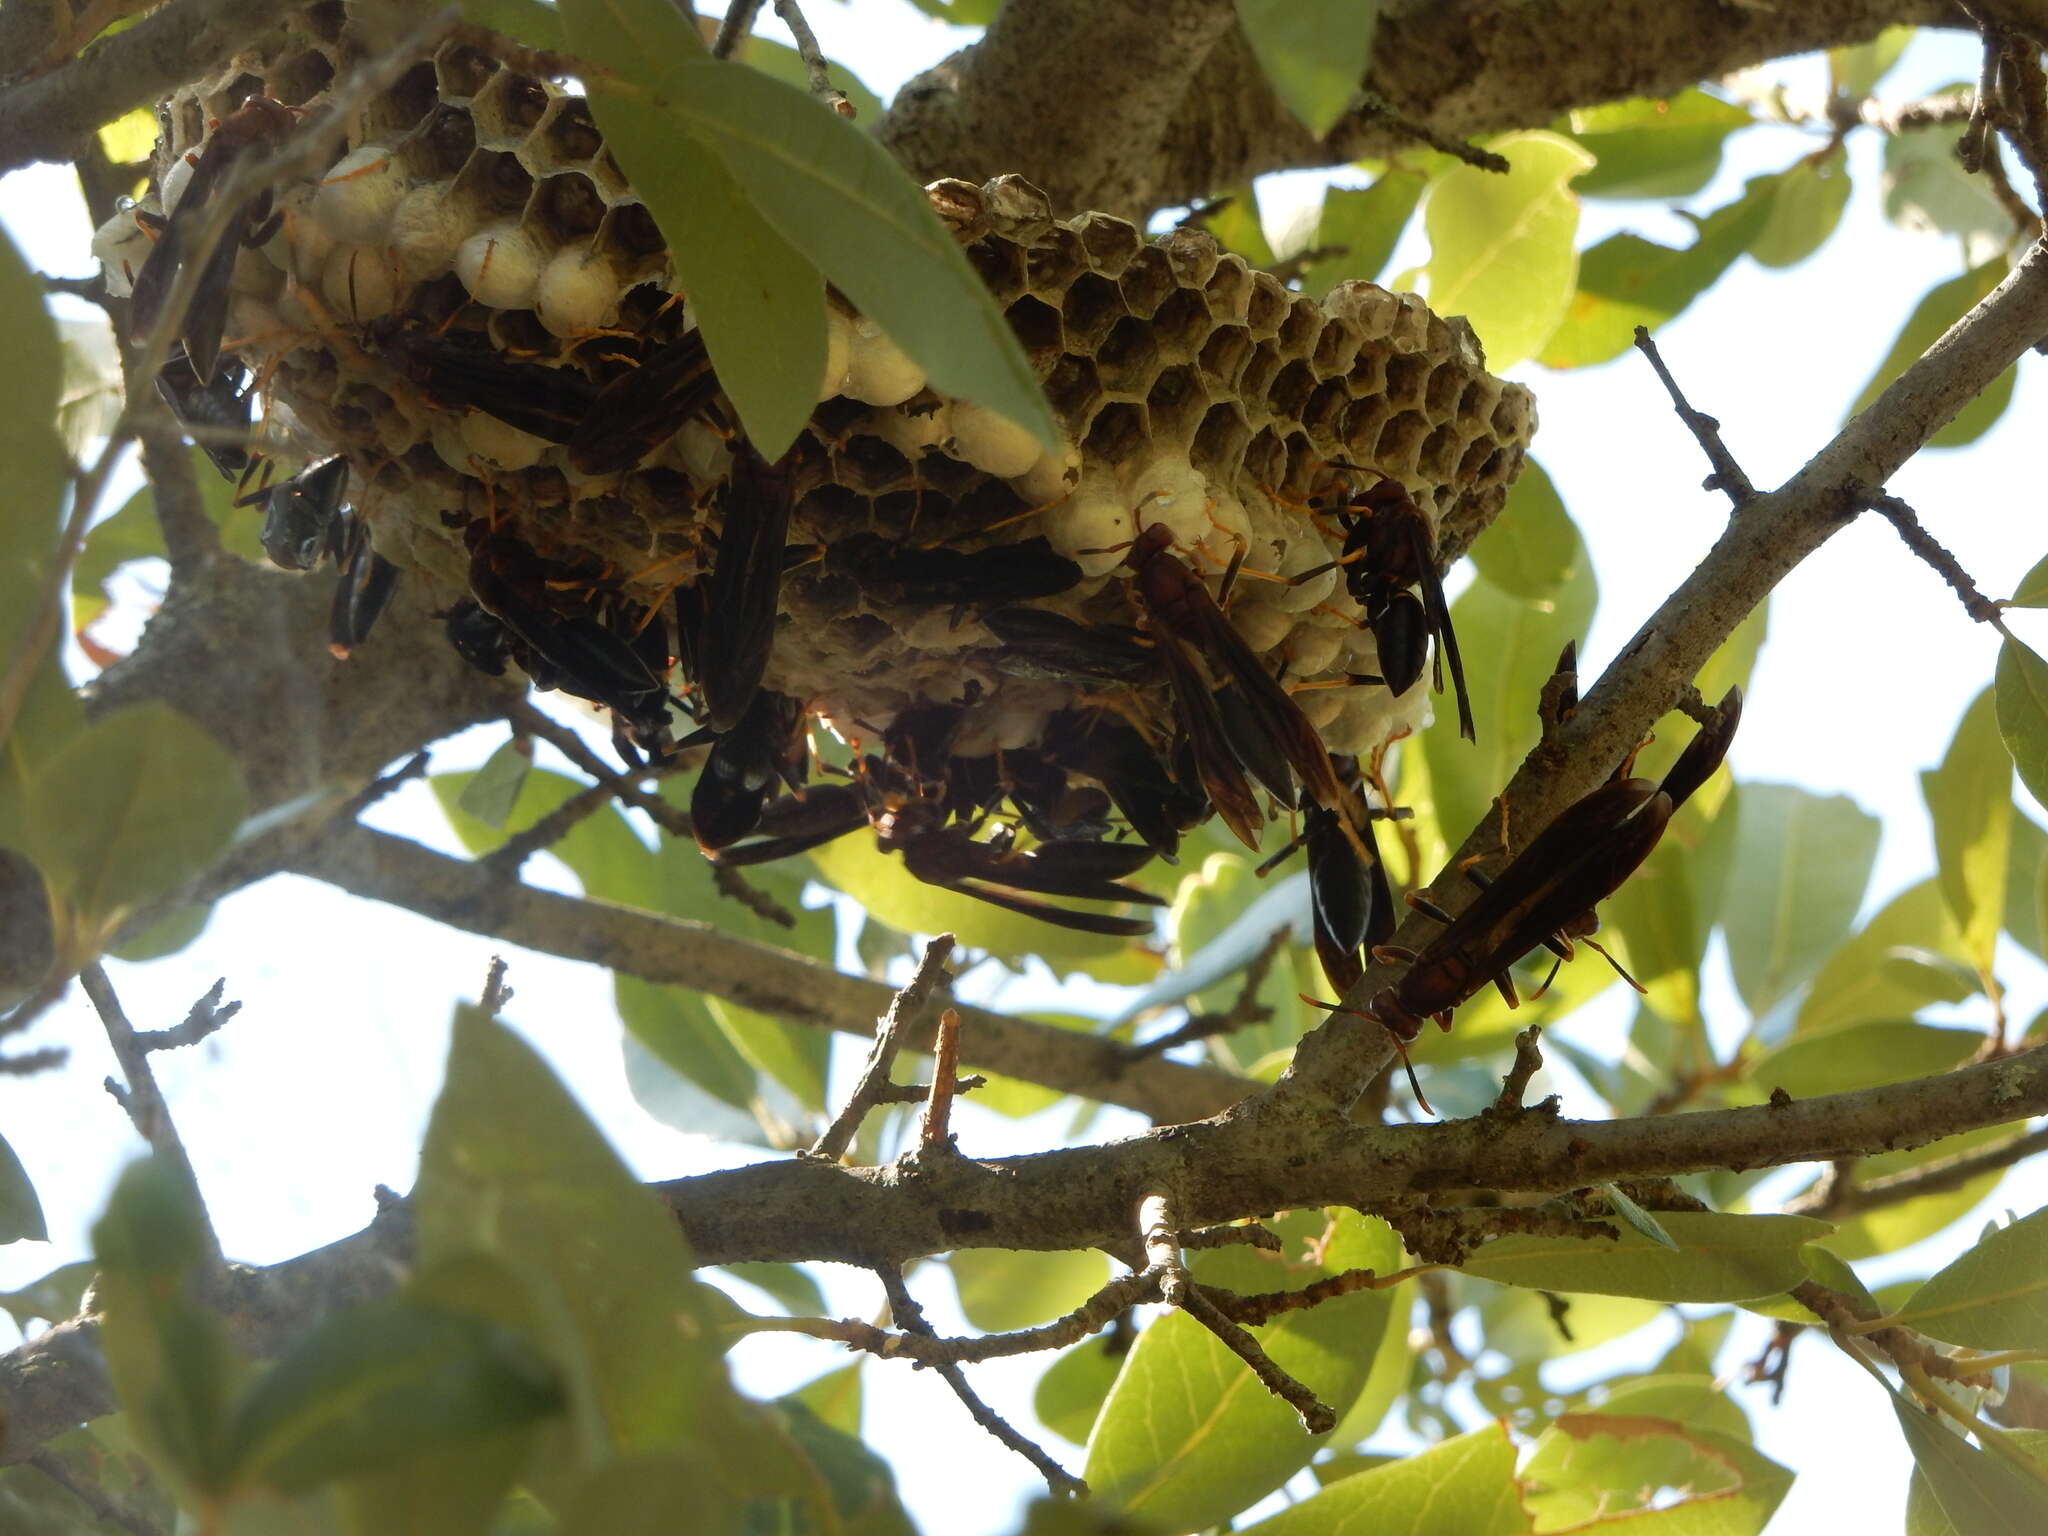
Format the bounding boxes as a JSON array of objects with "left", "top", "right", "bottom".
[{"left": 97, "top": 9, "right": 1537, "bottom": 980}]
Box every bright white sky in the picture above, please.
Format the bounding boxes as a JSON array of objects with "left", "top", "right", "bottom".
[{"left": 2, "top": 8, "right": 2044, "bottom": 1533}]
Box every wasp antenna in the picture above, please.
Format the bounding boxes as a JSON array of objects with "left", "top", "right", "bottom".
[{"left": 1582, "top": 937, "right": 1646, "bottom": 993}]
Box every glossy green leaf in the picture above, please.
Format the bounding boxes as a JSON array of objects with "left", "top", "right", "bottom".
[
  {"left": 1885, "top": 115, "right": 2012, "bottom": 252},
  {"left": 25, "top": 702, "right": 248, "bottom": 942},
  {"left": 1461, "top": 1212, "right": 1832, "bottom": 1302},
  {"left": 1036, "top": 1334, "right": 1128, "bottom": 1448},
  {"left": 1721, "top": 783, "right": 1879, "bottom": 1016},
  {"left": 1750, "top": 1020, "right": 1978, "bottom": 1101},
  {"left": 0, "top": 1130, "right": 46, "bottom": 1242},
  {"left": 1086, "top": 1211, "right": 1400, "bottom": 1533},
  {"left": 1925, "top": 689, "right": 2012, "bottom": 974},
  {"left": 1520, "top": 1412, "right": 1790, "bottom": 1532},
  {"left": 1468, "top": 458, "right": 1578, "bottom": 600},
  {"left": 1909, "top": 1429, "right": 2048, "bottom": 1536},
  {"left": 562, "top": 2, "right": 1054, "bottom": 452},
  {"left": 1569, "top": 89, "right": 1752, "bottom": 199},
  {"left": 226, "top": 1300, "right": 561, "bottom": 1493},
  {"left": 951, "top": 1247, "right": 1108, "bottom": 1333},
  {"left": 1890, "top": 1207, "right": 2048, "bottom": 1349},
  {"left": 1239, "top": 1422, "right": 1529, "bottom": 1535},
  {"left": 1538, "top": 176, "right": 1774, "bottom": 368},
  {"left": 456, "top": 742, "right": 531, "bottom": 831},
  {"left": 1327, "top": 1280, "right": 1412, "bottom": 1447},
  {"left": 1420, "top": 555, "right": 1597, "bottom": 855},
  {"left": 1233, "top": 0, "right": 1381, "bottom": 137},
  {"left": 1424, "top": 131, "right": 1593, "bottom": 369},
  {"left": 415, "top": 1007, "right": 735, "bottom": 1455},
  {"left": 1300, "top": 171, "right": 1425, "bottom": 297},
  {"left": 1751, "top": 150, "right": 1852, "bottom": 268},
  {"left": 1797, "top": 878, "right": 1975, "bottom": 1035},
  {"left": 1998, "top": 638, "right": 2048, "bottom": 812},
  {"left": 1832, "top": 26, "right": 1917, "bottom": 97},
  {"left": 1893, "top": 1387, "right": 2048, "bottom": 1535},
  {"left": 91, "top": 1157, "right": 242, "bottom": 1493},
  {"left": 1850, "top": 261, "right": 2017, "bottom": 448}
]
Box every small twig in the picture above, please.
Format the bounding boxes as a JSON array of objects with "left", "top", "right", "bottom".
[
  {"left": 1198, "top": 1265, "right": 1415, "bottom": 1327},
  {"left": 1632, "top": 328, "right": 1755, "bottom": 503},
  {"left": 25, "top": 1448, "right": 164, "bottom": 1536},
  {"left": 770, "top": 0, "right": 851, "bottom": 115},
  {"left": 344, "top": 750, "right": 431, "bottom": 818},
  {"left": 1139, "top": 1192, "right": 1335, "bottom": 1432},
  {"left": 754, "top": 1269, "right": 1161, "bottom": 1363},
  {"left": 710, "top": 861, "right": 797, "bottom": 928},
  {"left": 479, "top": 956, "right": 514, "bottom": 1016},
  {"left": 1746, "top": 1320, "right": 1800, "bottom": 1405},
  {"left": 1861, "top": 490, "right": 2011, "bottom": 631},
  {"left": 1492, "top": 1024, "right": 1546, "bottom": 1113},
  {"left": 807, "top": 936, "right": 954, "bottom": 1161},
  {"left": 875, "top": 1265, "right": 1086, "bottom": 1497},
  {"left": 711, "top": 0, "right": 767, "bottom": 59},
  {"left": 1351, "top": 90, "right": 1509, "bottom": 172},
  {"left": 1264, "top": 243, "right": 1349, "bottom": 285},
  {"left": 1182, "top": 1221, "right": 1284, "bottom": 1252},
  {"left": 1958, "top": 9, "right": 2005, "bottom": 173},
  {"left": 480, "top": 779, "right": 615, "bottom": 877},
  {"left": 508, "top": 700, "right": 693, "bottom": 838},
  {"left": 919, "top": 1007, "right": 964, "bottom": 1149},
  {"left": 1798, "top": 1280, "right": 1995, "bottom": 1388},
  {"left": 871, "top": 1075, "right": 985, "bottom": 1104},
  {"left": 1130, "top": 927, "right": 1285, "bottom": 1059},
  {"left": 1787, "top": 1123, "right": 2048, "bottom": 1217},
  {"left": 79, "top": 963, "right": 221, "bottom": 1264},
  {"left": 132, "top": 978, "right": 240, "bottom": 1053}
]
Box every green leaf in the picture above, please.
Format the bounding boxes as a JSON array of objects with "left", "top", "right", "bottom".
[
  {"left": 1832, "top": 26, "right": 1917, "bottom": 98},
  {"left": 718, "top": 1261, "right": 826, "bottom": 1318},
  {"left": 1850, "top": 261, "right": 2017, "bottom": 448},
  {"left": 1328, "top": 1279, "right": 1412, "bottom": 1445},
  {"left": 1890, "top": 1207, "right": 2048, "bottom": 1349},
  {"left": 1892, "top": 1387, "right": 2048, "bottom": 1535},
  {"left": 790, "top": 1362, "right": 863, "bottom": 1439},
  {"left": 1751, "top": 1020, "right": 1978, "bottom": 1101},
  {"left": 1602, "top": 801, "right": 1706, "bottom": 1031},
  {"left": 0, "top": 223, "right": 68, "bottom": 581},
  {"left": 2013, "top": 552, "right": 2048, "bottom": 609},
  {"left": 1238, "top": 1422, "right": 1530, "bottom": 1535},
  {"left": 1085, "top": 1211, "right": 1401, "bottom": 1533},
  {"left": 740, "top": 37, "right": 885, "bottom": 126},
  {"left": 1460, "top": 1212, "right": 1833, "bottom": 1302},
  {"left": 1468, "top": 458, "right": 1578, "bottom": 600},
  {"left": 0, "top": 1259, "right": 93, "bottom": 1327},
  {"left": 1603, "top": 1184, "right": 1677, "bottom": 1250},
  {"left": 1825, "top": 1124, "right": 2014, "bottom": 1262},
  {"left": 2007, "top": 813, "right": 2048, "bottom": 962},
  {"left": 1538, "top": 177, "right": 1774, "bottom": 369},
  {"left": 1300, "top": 171, "right": 1425, "bottom": 297},
  {"left": 226, "top": 1299, "right": 561, "bottom": 1494},
  {"left": 1998, "top": 638, "right": 2048, "bottom": 813},
  {"left": 456, "top": 741, "right": 531, "bottom": 831},
  {"left": 72, "top": 484, "right": 168, "bottom": 630},
  {"left": 1568, "top": 89, "right": 1752, "bottom": 199},
  {"left": 415, "top": 1007, "right": 736, "bottom": 1457},
  {"left": 561, "top": 8, "right": 1055, "bottom": 452},
  {"left": 1423, "top": 131, "right": 1593, "bottom": 369},
  {"left": 1796, "top": 879, "right": 1975, "bottom": 1035},
  {"left": 615, "top": 974, "right": 770, "bottom": 1138},
  {"left": 951, "top": 1247, "right": 1109, "bottom": 1333},
  {"left": 769, "top": 1398, "right": 918, "bottom": 1535},
  {"left": 0, "top": 1130, "right": 46, "bottom": 1242},
  {"left": 460, "top": 0, "right": 565, "bottom": 50},
  {"left": 1750, "top": 150, "right": 1852, "bottom": 268},
  {"left": 432, "top": 766, "right": 656, "bottom": 908},
  {"left": 1420, "top": 555, "right": 1597, "bottom": 857},
  {"left": 109, "top": 900, "right": 214, "bottom": 963},
  {"left": 1035, "top": 1334, "right": 1128, "bottom": 1447},
  {"left": 1885, "top": 114, "right": 2012, "bottom": 251},
  {"left": 1479, "top": 1284, "right": 1662, "bottom": 1362},
  {"left": 1520, "top": 1413, "right": 1790, "bottom": 1532},
  {"left": 1202, "top": 184, "right": 1276, "bottom": 267},
  {"left": 91, "top": 1157, "right": 243, "bottom": 1493},
  {"left": 1925, "top": 689, "right": 2012, "bottom": 975},
  {"left": 1911, "top": 1429, "right": 2048, "bottom": 1536},
  {"left": 1233, "top": 0, "right": 1381, "bottom": 138},
  {"left": 24, "top": 701, "right": 248, "bottom": 943},
  {"left": 1720, "top": 783, "right": 1879, "bottom": 1016}
]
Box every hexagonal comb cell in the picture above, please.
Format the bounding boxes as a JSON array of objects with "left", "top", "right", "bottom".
[{"left": 137, "top": 18, "right": 1536, "bottom": 843}]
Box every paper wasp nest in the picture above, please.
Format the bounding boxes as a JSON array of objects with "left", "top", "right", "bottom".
[{"left": 102, "top": 10, "right": 1535, "bottom": 843}]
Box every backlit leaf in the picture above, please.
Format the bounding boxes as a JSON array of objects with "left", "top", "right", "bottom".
[
  {"left": 1751, "top": 150, "right": 1852, "bottom": 268},
  {"left": 1460, "top": 1212, "right": 1831, "bottom": 1302},
  {"left": 1300, "top": 171, "right": 1425, "bottom": 297},
  {"left": 0, "top": 1131, "right": 46, "bottom": 1243},
  {"left": 1468, "top": 458, "right": 1578, "bottom": 600},
  {"left": 1036, "top": 1335, "right": 1129, "bottom": 1448},
  {"left": 1520, "top": 1412, "right": 1790, "bottom": 1532},
  {"left": 1569, "top": 89, "right": 1752, "bottom": 199},
  {"left": 951, "top": 1247, "right": 1108, "bottom": 1333},
  {"left": 1796, "top": 879, "right": 1974, "bottom": 1036},
  {"left": 1998, "top": 637, "right": 2048, "bottom": 812},
  {"left": 1832, "top": 27, "right": 1917, "bottom": 98},
  {"left": 1721, "top": 783, "right": 1879, "bottom": 1016},
  {"left": 1233, "top": 0, "right": 1382, "bottom": 138},
  {"left": 1890, "top": 1206, "right": 2048, "bottom": 1350},
  {"left": 456, "top": 741, "right": 531, "bottom": 831},
  {"left": 1924, "top": 688, "right": 2012, "bottom": 974},
  {"left": 1238, "top": 1423, "right": 1530, "bottom": 1535},
  {"left": 1892, "top": 1386, "right": 2048, "bottom": 1535},
  {"left": 1850, "top": 261, "right": 2017, "bottom": 448}
]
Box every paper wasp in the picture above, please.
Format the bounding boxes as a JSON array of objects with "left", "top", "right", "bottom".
[
  {"left": 154, "top": 349, "right": 256, "bottom": 481},
  {"left": 371, "top": 320, "right": 599, "bottom": 443},
  {"left": 1036, "top": 710, "right": 1207, "bottom": 863},
  {"left": 1297, "top": 473, "right": 1474, "bottom": 742},
  {"left": 129, "top": 96, "right": 295, "bottom": 380},
  {"left": 249, "top": 455, "right": 349, "bottom": 572},
  {"left": 981, "top": 608, "right": 1157, "bottom": 685},
  {"left": 1256, "top": 755, "right": 1400, "bottom": 996},
  {"left": 566, "top": 328, "right": 722, "bottom": 475},
  {"left": 689, "top": 690, "right": 811, "bottom": 853},
  {"left": 826, "top": 535, "right": 1083, "bottom": 620},
  {"left": 328, "top": 515, "right": 400, "bottom": 658},
  {"left": 1332, "top": 686, "right": 1742, "bottom": 1040},
  {"left": 694, "top": 444, "right": 797, "bottom": 733}
]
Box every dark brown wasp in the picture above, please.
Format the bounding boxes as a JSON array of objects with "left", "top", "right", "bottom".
[
  {"left": 981, "top": 608, "right": 1157, "bottom": 685},
  {"left": 693, "top": 444, "right": 797, "bottom": 733},
  {"left": 442, "top": 599, "right": 514, "bottom": 677},
  {"left": 567, "top": 328, "right": 723, "bottom": 476},
  {"left": 871, "top": 796, "right": 1166, "bottom": 937},
  {"left": 328, "top": 515, "right": 400, "bottom": 659},
  {"left": 155, "top": 349, "right": 256, "bottom": 481},
  {"left": 1256, "top": 756, "right": 1401, "bottom": 996},
  {"left": 1038, "top": 710, "right": 1208, "bottom": 863},
  {"left": 370, "top": 320, "right": 600, "bottom": 443},
  {"left": 1297, "top": 474, "right": 1474, "bottom": 743},
  {"left": 1327, "top": 686, "right": 1742, "bottom": 1041},
  {"left": 129, "top": 96, "right": 295, "bottom": 380},
  {"left": 826, "top": 535, "right": 1083, "bottom": 621},
  {"left": 1120, "top": 520, "right": 1353, "bottom": 850},
  {"left": 689, "top": 690, "right": 811, "bottom": 853},
  {"left": 248, "top": 456, "right": 349, "bottom": 572},
  {"left": 708, "top": 781, "right": 871, "bottom": 867}
]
